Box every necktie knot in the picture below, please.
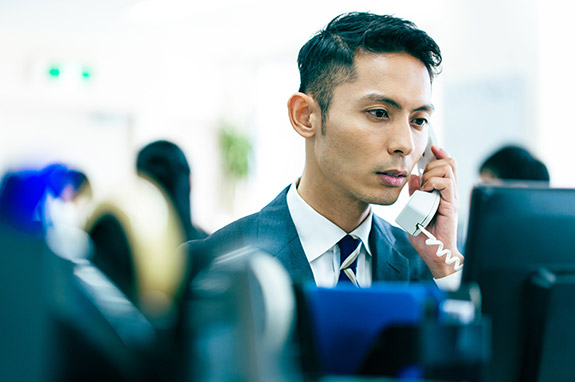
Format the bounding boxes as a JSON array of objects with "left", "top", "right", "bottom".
[{"left": 338, "top": 235, "right": 361, "bottom": 286}]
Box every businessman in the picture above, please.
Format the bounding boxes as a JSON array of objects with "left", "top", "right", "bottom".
[{"left": 184, "top": 12, "right": 463, "bottom": 289}]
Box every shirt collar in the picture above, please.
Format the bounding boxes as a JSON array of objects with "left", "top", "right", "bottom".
[{"left": 286, "top": 181, "right": 373, "bottom": 263}]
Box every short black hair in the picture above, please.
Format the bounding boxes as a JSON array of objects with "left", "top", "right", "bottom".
[
  {"left": 297, "top": 12, "right": 442, "bottom": 129},
  {"left": 479, "top": 145, "right": 550, "bottom": 183}
]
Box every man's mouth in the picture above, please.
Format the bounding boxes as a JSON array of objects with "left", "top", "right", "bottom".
[
  {"left": 380, "top": 172, "right": 405, "bottom": 177},
  {"left": 378, "top": 169, "right": 408, "bottom": 177},
  {"left": 377, "top": 170, "right": 408, "bottom": 186}
]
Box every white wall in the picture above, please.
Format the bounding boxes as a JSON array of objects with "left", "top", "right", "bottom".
[
  {"left": 440, "top": 0, "right": 541, "bottom": 226},
  {"left": 537, "top": 0, "right": 575, "bottom": 188}
]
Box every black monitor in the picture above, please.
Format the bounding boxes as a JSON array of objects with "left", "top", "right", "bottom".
[{"left": 462, "top": 184, "right": 575, "bottom": 382}]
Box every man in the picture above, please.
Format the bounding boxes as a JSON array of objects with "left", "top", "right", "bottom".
[{"left": 184, "top": 12, "right": 463, "bottom": 290}]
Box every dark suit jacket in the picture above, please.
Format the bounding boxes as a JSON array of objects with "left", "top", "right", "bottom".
[{"left": 183, "top": 186, "right": 433, "bottom": 284}]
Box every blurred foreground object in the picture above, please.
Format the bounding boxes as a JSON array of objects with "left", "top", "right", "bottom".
[
  {"left": 86, "top": 174, "right": 188, "bottom": 325},
  {"left": 1, "top": 172, "right": 192, "bottom": 382},
  {"left": 185, "top": 246, "right": 301, "bottom": 382},
  {"left": 296, "top": 282, "right": 490, "bottom": 381}
]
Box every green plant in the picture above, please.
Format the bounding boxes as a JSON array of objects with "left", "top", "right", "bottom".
[{"left": 218, "top": 123, "right": 252, "bottom": 180}]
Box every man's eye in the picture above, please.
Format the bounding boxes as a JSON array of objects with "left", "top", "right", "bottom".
[
  {"left": 412, "top": 118, "right": 428, "bottom": 126},
  {"left": 368, "top": 109, "right": 388, "bottom": 119}
]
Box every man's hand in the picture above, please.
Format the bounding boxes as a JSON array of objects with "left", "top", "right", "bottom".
[{"left": 407, "top": 145, "right": 464, "bottom": 278}]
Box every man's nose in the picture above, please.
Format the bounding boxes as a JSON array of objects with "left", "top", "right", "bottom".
[{"left": 386, "top": 119, "right": 414, "bottom": 156}]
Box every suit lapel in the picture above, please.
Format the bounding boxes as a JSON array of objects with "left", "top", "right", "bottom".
[
  {"left": 370, "top": 217, "right": 409, "bottom": 281},
  {"left": 253, "top": 187, "right": 411, "bottom": 284},
  {"left": 256, "top": 187, "right": 315, "bottom": 284}
]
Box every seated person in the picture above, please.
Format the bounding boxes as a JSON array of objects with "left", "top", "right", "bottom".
[
  {"left": 137, "top": 140, "right": 208, "bottom": 241},
  {"left": 479, "top": 144, "right": 550, "bottom": 184},
  {"left": 458, "top": 145, "right": 550, "bottom": 252},
  {"left": 182, "top": 12, "right": 463, "bottom": 291}
]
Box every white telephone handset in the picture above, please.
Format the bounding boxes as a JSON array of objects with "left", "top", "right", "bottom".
[
  {"left": 395, "top": 130, "right": 463, "bottom": 272},
  {"left": 395, "top": 132, "right": 441, "bottom": 236}
]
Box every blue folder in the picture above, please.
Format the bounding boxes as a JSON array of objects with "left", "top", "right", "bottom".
[{"left": 300, "top": 281, "right": 444, "bottom": 375}]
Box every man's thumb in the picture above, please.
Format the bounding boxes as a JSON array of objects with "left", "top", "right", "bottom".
[{"left": 408, "top": 174, "right": 420, "bottom": 196}]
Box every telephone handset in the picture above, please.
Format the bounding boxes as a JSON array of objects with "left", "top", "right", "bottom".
[
  {"left": 395, "top": 130, "right": 463, "bottom": 272},
  {"left": 395, "top": 132, "right": 441, "bottom": 236}
]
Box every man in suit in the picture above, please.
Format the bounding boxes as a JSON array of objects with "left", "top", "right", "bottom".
[{"left": 184, "top": 12, "right": 463, "bottom": 290}]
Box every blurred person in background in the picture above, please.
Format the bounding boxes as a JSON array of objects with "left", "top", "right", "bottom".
[
  {"left": 0, "top": 163, "right": 92, "bottom": 240},
  {"left": 137, "top": 140, "right": 208, "bottom": 242},
  {"left": 43, "top": 166, "right": 93, "bottom": 260},
  {"left": 478, "top": 144, "right": 550, "bottom": 184},
  {"left": 458, "top": 144, "right": 550, "bottom": 252},
  {"left": 79, "top": 140, "right": 199, "bottom": 317}
]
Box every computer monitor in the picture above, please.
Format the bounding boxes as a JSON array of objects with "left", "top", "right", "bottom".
[{"left": 463, "top": 184, "right": 575, "bottom": 382}]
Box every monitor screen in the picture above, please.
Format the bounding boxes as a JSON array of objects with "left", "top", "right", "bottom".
[{"left": 462, "top": 184, "right": 575, "bottom": 382}]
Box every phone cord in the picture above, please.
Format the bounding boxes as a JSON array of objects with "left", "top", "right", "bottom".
[{"left": 416, "top": 224, "right": 463, "bottom": 271}]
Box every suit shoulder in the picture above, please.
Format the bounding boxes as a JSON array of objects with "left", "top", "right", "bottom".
[
  {"left": 187, "top": 212, "right": 259, "bottom": 252},
  {"left": 180, "top": 212, "right": 260, "bottom": 277}
]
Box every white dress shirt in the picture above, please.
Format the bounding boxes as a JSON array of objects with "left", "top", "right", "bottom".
[
  {"left": 286, "top": 182, "right": 373, "bottom": 287},
  {"left": 286, "top": 182, "right": 461, "bottom": 290}
]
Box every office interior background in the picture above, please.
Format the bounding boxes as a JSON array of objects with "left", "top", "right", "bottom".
[{"left": 0, "top": 0, "right": 571, "bottom": 233}]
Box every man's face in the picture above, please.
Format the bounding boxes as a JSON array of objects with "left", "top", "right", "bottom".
[{"left": 312, "top": 51, "right": 433, "bottom": 206}]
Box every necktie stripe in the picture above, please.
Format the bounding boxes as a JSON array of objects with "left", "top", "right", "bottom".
[
  {"left": 343, "top": 268, "right": 359, "bottom": 287},
  {"left": 337, "top": 235, "right": 361, "bottom": 286},
  {"left": 340, "top": 245, "right": 361, "bottom": 269}
]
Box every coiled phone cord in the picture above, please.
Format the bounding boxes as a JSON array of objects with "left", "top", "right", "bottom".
[{"left": 416, "top": 223, "right": 463, "bottom": 271}]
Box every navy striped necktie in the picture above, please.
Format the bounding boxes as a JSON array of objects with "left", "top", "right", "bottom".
[{"left": 338, "top": 235, "right": 361, "bottom": 286}]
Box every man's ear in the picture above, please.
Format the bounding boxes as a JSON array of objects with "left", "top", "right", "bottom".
[{"left": 287, "top": 92, "right": 319, "bottom": 138}]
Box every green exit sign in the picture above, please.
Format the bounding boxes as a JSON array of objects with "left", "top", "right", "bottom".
[
  {"left": 46, "top": 63, "right": 93, "bottom": 81},
  {"left": 48, "top": 65, "right": 61, "bottom": 78}
]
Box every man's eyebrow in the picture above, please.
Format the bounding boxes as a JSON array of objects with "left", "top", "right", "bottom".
[
  {"left": 414, "top": 104, "right": 435, "bottom": 112},
  {"left": 361, "top": 93, "right": 434, "bottom": 113}
]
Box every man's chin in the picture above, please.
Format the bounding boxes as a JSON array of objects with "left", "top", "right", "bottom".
[
  {"left": 356, "top": 185, "right": 405, "bottom": 206},
  {"left": 365, "top": 193, "right": 401, "bottom": 206}
]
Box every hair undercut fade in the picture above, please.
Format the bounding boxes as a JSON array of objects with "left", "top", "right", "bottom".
[{"left": 297, "top": 12, "right": 442, "bottom": 132}]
